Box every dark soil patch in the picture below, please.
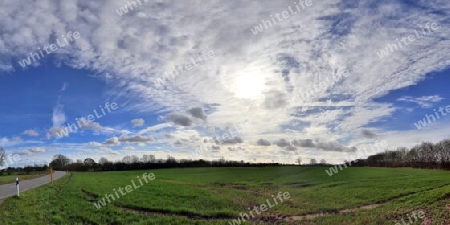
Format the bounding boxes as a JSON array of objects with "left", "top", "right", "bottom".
[
  {"left": 117, "top": 205, "right": 283, "bottom": 222},
  {"left": 286, "top": 183, "right": 450, "bottom": 221},
  {"left": 81, "top": 189, "right": 99, "bottom": 201},
  {"left": 285, "top": 204, "right": 381, "bottom": 221}
]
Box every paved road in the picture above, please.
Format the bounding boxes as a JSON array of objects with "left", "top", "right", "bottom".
[{"left": 0, "top": 171, "right": 67, "bottom": 202}]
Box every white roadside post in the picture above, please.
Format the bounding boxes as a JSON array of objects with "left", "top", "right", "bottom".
[{"left": 16, "top": 177, "right": 20, "bottom": 196}]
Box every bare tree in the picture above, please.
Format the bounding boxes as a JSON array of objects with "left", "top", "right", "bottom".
[
  {"left": 141, "top": 154, "right": 150, "bottom": 163},
  {"left": 167, "top": 155, "right": 176, "bottom": 163},
  {"left": 406, "top": 147, "right": 419, "bottom": 165},
  {"left": 149, "top": 155, "right": 156, "bottom": 163},
  {"left": 420, "top": 142, "right": 435, "bottom": 164},
  {"left": 122, "top": 156, "right": 132, "bottom": 164},
  {"left": 363, "top": 139, "right": 450, "bottom": 169},
  {"left": 0, "top": 147, "right": 5, "bottom": 167},
  {"left": 310, "top": 158, "right": 317, "bottom": 165},
  {"left": 436, "top": 139, "right": 450, "bottom": 168},
  {"left": 98, "top": 157, "right": 109, "bottom": 165},
  {"left": 320, "top": 159, "right": 327, "bottom": 164},
  {"left": 50, "top": 154, "right": 71, "bottom": 169},
  {"left": 84, "top": 158, "right": 95, "bottom": 166},
  {"left": 296, "top": 157, "right": 302, "bottom": 165},
  {"left": 131, "top": 155, "right": 140, "bottom": 163}
]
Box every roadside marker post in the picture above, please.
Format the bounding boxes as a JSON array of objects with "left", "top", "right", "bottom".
[
  {"left": 16, "top": 177, "right": 19, "bottom": 197},
  {"left": 50, "top": 167, "right": 54, "bottom": 185}
]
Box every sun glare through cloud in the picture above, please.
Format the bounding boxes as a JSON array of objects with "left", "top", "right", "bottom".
[{"left": 0, "top": 0, "right": 450, "bottom": 224}]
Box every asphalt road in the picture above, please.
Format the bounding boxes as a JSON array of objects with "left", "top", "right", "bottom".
[{"left": 0, "top": 171, "right": 67, "bottom": 202}]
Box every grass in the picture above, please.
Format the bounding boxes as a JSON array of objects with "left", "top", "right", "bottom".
[
  {"left": 0, "top": 172, "right": 49, "bottom": 185},
  {"left": 0, "top": 167, "right": 449, "bottom": 224}
]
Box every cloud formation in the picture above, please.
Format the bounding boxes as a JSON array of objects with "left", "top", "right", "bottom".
[
  {"left": 256, "top": 139, "right": 271, "bottom": 146},
  {"left": 166, "top": 113, "right": 193, "bottom": 127},
  {"left": 23, "top": 129, "right": 39, "bottom": 137},
  {"left": 397, "top": 95, "right": 444, "bottom": 108},
  {"left": 187, "top": 107, "right": 207, "bottom": 120},
  {"left": 361, "top": 130, "right": 376, "bottom": 139},
  {"left": 0, "top": 0, "right": 449, "bottom": 164},
  {"left": 17, "top": 147, "right": 46, "bottom": 155},
  {"left": 131, "top": 118, "right": 145, "bottom": 127}
]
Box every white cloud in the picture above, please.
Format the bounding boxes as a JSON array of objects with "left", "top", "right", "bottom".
[
  {"left": 138, "top": 123, "right": 172, "bottom": 135},
  {"left": 79, "top": 121, "right": 103, "bottom": 130},
  {"left": 98, "top": 147, "right": 120, "bottom": 155},
  {"left": 52, "top": 105, "right": 66, "bottom": 127},
  {"left": 0, "top": 136, "right": 23, "bottom": 147},
  {"left": 123, "top": 146, "right": 135, "bottom": 151},
  {"left": 131, "top": 118, "right": 145, "bottom": 127},
  {"left": 1, "top": 0, "right": 449, "bottom": 162},
  {"left": 104, "top": 135, "right": 154, "bottom": 145},
  {"left": 105, "top": 137, "right": 120, "bottom": 145},
  {"left": 88, "top": 142, "right": 103, "bottom": 147},
  {"left": 46, "top": 126, "right": 68, "bottom": 139},
  {"left": 23, "top": 129, "right": 39, "bottom": 137},
  {"left": 47, "top": 83, "right": 68, "bottom": 139},
  {"left": 16, "top": 147, "right": 46, "bottom": 156},
  {"left": 118, "top": 135, "right": 154, "bottom": 143},
  {"left": 29, "top": 147, "right": 46, "bottom": 153},
  {"left": 397, "top": 95, "right": 444, "bottom": 108}
]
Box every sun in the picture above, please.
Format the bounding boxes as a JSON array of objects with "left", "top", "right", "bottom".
[
  {"left": 233, "top": 73, "right": 265, "bottom": 99},
  {"left": 218, "top": 63, "right": 268, "bottom": 100}
]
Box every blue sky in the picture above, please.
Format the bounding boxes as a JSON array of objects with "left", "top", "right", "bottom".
[{"left": 0, "top": 0, "right": 449, "bottom": 167}]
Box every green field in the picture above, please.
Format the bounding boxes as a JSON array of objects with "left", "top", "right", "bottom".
[{"left": 0, "top": 167, "right": 449, "bottom": 225}]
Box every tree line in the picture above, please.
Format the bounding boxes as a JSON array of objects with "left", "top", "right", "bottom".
[
  {"left": 48, "top": 154, "right": 282, "bottom": 171},
  {"left": 350, "top": 139, "right": 450, "bottom": 169},
  {"left": 1, "top": 139, "right": 450, "bottom": 172}
]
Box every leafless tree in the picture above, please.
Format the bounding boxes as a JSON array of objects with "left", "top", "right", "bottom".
[
  {"left": 98, "top": 157, "right": 109, "bottom": 165},
  {"left": 141, "top": 154, "right": 150, "bottom": 163},
  {"left": 122, "top": 156, "right": 132, "bottom": 164},
  {"left": 365, "top": 139, "right": 450, "bottom": 169},
  {"left": 84, "top": 158, "right": 95, "bottom": 166},
  {"left": 149, "top": 155, "right": 156, "bottom": 163},
  {"left": 50, "top": 154, "right": 71, "bottom": 169},
  {"left": 0, "top": 147, "right": 5, "bottom": 167},
  {"left": 131, "top": 155, "right": 140, "bottom": 163}
]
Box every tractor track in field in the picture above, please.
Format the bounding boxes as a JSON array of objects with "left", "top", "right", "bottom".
[
  {"left": 81, "top": 189, "right": 99, "bottom": 201},
  {"left": 80, "top": 189, "right": 266, "bottom": 221},
  {"left": 116, "top": 205, "right": 283, "bottom": 222},
  {"left": 117, "top": 205, "right": 235, "bottom": 220},
  {"left": 285, "top": 182, "right": 450, "bottom": 221},
  {"left": 81, "top": 181, "right": 450, "bottom": 223}
]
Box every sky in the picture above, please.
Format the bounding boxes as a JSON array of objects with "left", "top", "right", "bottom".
[{"left": 0, "top": 0, "right": 449, "bottom": 167}]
